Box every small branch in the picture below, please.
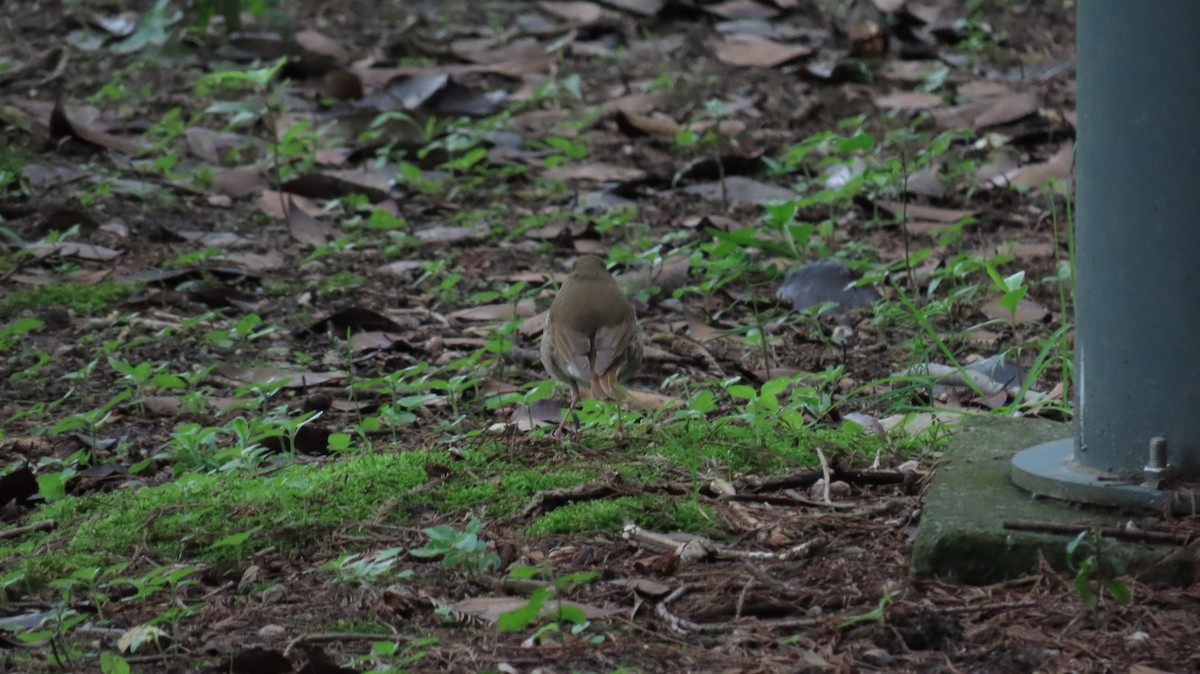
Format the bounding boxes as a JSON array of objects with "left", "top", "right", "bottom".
[
  {"left": 284, "top": 632, "right": 411, "bottom": 658},
  {"left": 1002, "top": 519, "right": 1194, "bottom": 545},
  {"left": 936, "top": 600, "right": 1039, "bottom": 614},
  {"left": 815, "top": 447, "right": 833, "bottom": 505},
  {"left": 656, "top": 586, "right": 732, "bottom": 634},
  {"left": 0, "top": 520, "right": 56, "bottom": 539}
]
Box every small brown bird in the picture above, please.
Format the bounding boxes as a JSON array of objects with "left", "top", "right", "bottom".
[{"left": 541, "top": 255, "right": 644, "bottom": 437}]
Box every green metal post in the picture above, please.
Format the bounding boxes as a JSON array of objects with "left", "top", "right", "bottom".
[{"left": 1011, "top": 1, "right": 1200, "bottom": 510}]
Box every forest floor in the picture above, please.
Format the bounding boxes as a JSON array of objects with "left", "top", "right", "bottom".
[{"left": 2, "top": 0, "right": 1197, "bottom": 672}]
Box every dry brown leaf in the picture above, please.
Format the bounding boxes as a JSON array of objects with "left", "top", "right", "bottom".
[
  {"left": 414, "top": 225, "right": 489, "bottom": 245},
  {"left": 876, "top": 202, "right": 977, "bottom": 222},
  {"left": 538, "top": 1, "right": 604, "bottom": 23},
  {"left": 216, "top": 365, "right": 345, "bottom": 388},
  {"left": 932, "top": 92, "right": 1039, "bottom": 130},
  {"left": 49, "top": 101, "right": 147, "bottom": 155},
  {"left": 981, "top": 296, "right": 1051, "bottom": 326},
  {"left": 26, "top": 242, "right": 122, "bottom": 261},
  {"left": 257, "top": 191, "right": 323, "bottom": 219},
  {"left": 288, "top": 204, "right": 342, "bottom": 247},
  {"left": 296, "top": 29, "right": 351, "bottom": 61},
  {"left": 602, "top": 92, "right": 668, "bottom": 115},
  {"left": 703, "top": 0, "right": 779, "bottom": 20},
  {"left": 222, "top": 252, "right": 286, "bottom": 272},
  {"left": 874, "top": 91, "right": 942, "bottom": 111},
  {"left": 597, "top": 0, "right": 666, "bottom": 16},
  {"left": 520, "top": 310, "right": 549, "bottom": 337},
  {"left": 543, "top": 163, "right": 647, "bottom": 182},
  {"left": 449, "top": 299, "right": 536, "bottom": 321},
  {"left": 349, "top": 331, "right": 403, "bottom": 353},
  {"left": 185, "top": 127, "right": 260, "bottom": 163},
  {"left": 709, "top": 34, "right": 811, "bottom": 68},
  {"left": 882, "top": 60, "right": 945, "bottom": 82},
  {"left": 22, "top": 163, "right": 88, "bottom": 189},
  {"left": 993, "top": 143, "right": 1073, "bottom": 192},
  {"left": 211, "top": 166, "right": 267, "bottom": 198},
  {"left": 957, "top": 80, "right": 1014, "bottom": 101},
  {"left": 681, "top": 176, "right": 795, "bottom": 205},
  {"left": 615, "top": 109, "right": 683, "bottom": 138}
]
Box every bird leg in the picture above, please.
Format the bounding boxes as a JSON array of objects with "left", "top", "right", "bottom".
[
  {"left": 551, "top": 387, "right": 580, "bottom": 439},
  {"left": 614, "top": 400, "right": 624, "bottom": 439}
]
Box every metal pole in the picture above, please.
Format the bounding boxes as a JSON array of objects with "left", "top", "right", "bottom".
[{"left": 1011, "top": 0, "right": 1200, "bottom": 510}]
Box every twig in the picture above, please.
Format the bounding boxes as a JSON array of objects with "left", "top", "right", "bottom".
[
  {"left": 656, "top": 586, "right": 732, "bottom": 634},
  {"left": 0, "top": 520, "right": 56, "bottom": 539},
  {"left": 1002, "top": 519, "right": 1194, "bottom": 545},
  {"left": 936, "top": 600, "right": 1039, "bottom": 614},
  {"left": 815, "top": 447, "right": 833, "bottom": 505},
  {"left": 623, "top": 522, "right": 823, "bottom": 561},
  {"left": 284, "top": 632, "right": 411, "bottom": 658}
]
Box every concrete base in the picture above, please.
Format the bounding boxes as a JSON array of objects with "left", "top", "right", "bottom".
[{"left": 910, "top": 416, "right": 1194, "bottom": 586}]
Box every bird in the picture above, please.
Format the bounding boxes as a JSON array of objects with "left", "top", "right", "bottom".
[{"left": 540, "top": 255, "right": 644, "bottom": 437}]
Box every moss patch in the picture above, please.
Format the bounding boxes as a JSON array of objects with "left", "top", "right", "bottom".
[{"left": 0, "top": 281, "right": 137, "bottom": 319}]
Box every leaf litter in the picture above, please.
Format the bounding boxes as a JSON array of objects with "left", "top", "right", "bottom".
[{"left": 1, "top": 0, "right": 1195, "bottom": 672}]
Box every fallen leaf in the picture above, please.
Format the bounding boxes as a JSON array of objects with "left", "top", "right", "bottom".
[
  {"left": 703, "top": 0, "right": 779, "bottom": 20},
  {"left": 876, "top": 202, "right": 977, "bottom": 223},
  {"left": 776, "top": 261, "right": 877, "bottom": 314},
  {"left": 543, "top": 163, "right": 646, "bottom": 182},
  {"left": 415, "top": 225, "right": 489, "bottom": 245},
  {"left": 288, "top": 201, "right": 342, "bottom": 247},
  {"left": 874, "top": 91, "right": 943, "bottom": 111},
  {"left": 216, "top": 365, "right": 345, "bottom": 388},
  {"left": 296, "top": 29, "right": 352, "bottom": 60},
  {"left": 26, "top": 242, "right": 123, "bottom": 261},
  {"left": 538, "top": 1, "right": 604, "bottom": 23},
  {"left": 449, "top": 299, "right": 536, "bottom": 321},
  {"left": 49, "top": 101, "right": 148, "bottom": 155},
  {"left": 710, "top": 34, "right": 812, "bottom": 68},
  {"left": 681, "top": 176, "right": 795, "bottom": 205},
  {"left": 990, "top": 143, "right": 1073, "bottom": 192},
  {"left": 932, "top": 92, "right": 1040, "bottom": 130},
  {"left": 615, "top": 109, "right": 683, "bottom": 137},
  {"left": 596, "top": 0, "right": 666, "bottom": 16},
  {"left": 981, "top": 296, "right": 1050, "bottom": 325}
]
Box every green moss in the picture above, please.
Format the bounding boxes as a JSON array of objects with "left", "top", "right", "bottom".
[
  {"left": 17, "top": 551, "right": 106, "bottom": 593},
  {"left": 0, "top": 281, "right": 137, "bottom": 319},
  {"left": 527, "top": 495, "right": 719, "bottom": 537},
  {"left": 17, "top": 450, "right": 435, "bottom": 590}
]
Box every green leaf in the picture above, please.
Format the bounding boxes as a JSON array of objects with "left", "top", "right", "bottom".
[
  {"left": 508, "top": 565, "right": 541, "bottom": 580},
  {"left": 761, "top": 377, "right": 789, "bottom": 397},
  {"left": 498, "top": 588, "right": 548, "bottom": 632},
  {"left": 101, "top": 652, "right": 131, "bottom": 674},
  {"left": 836, "top": 132, "right": 874, "bottom": 153},
  {"left": 1106, "top": 579, "right": 1131, "bottom": 605},
  {"left": 726, "top": 385, "right": 758, "bottom": 400},
  {"left": 35, "top": 473, "right": 65, "bottom": 501},
  {"left": 209, "top": 526, "right": 261, "bottom": 549},
  {"left": 557, "top": 603, "right": 587, "bottom": 625}
]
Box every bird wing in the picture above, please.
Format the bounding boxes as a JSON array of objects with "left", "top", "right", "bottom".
[
  {"left": 592, "top": 322, "right": 636, "bottom": 378},
  {"left": 554, "top": 326, "right": 595, "bottom": 382}
]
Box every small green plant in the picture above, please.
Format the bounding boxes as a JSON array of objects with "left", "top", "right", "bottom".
[
  {"left": 348, "top": 636, "right": 438, "bottom": 673},
  {"left": 838, "top": 589, "right": 901, "bottom": 628},
  {"left": 408, "top": 519, "right": 501, "bottom": 572},
  {"left": 322, "top": 547, "right": 411, "bottom": 586},
  {"left": 1066, "top": 529, "right": 1131, "bottom": 610},
  {"left": 497, "top": 567, "right": 603, "bottom": 644}
]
